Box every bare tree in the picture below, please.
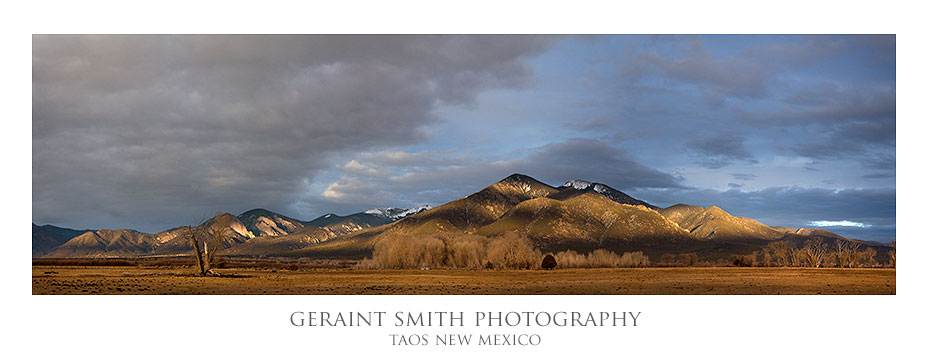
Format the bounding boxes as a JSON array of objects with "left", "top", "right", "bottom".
[
  {"left": 187, "top": 225, "right": 206, "bottom": 275},
  {"left": 889, "top": 239, "right": 896, "bottom": 268},
  {"left": 855, "top": 247, "right": 877, "bottom": 268},
  {"left": 834, "top": 239, "right": 857, "bottom": 268},
  {"left": 766, "top": 241, "right": 791, "bottom": 266},
  {"left": 787, "top": 246, "right": 804, "bottom": 267},
  {"left": 660, "top": 253, "right": 676, "bottom": 266},
  {"left": 801, "top": 240, "right": 828, "bottom": 268},
  {"left": 186, "top": 213, "right": 230, "bottom": 276}
]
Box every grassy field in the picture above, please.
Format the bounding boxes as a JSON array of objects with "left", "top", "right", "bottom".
[{"left": 32, "top": 266, "right": 895, "bottom": 295}]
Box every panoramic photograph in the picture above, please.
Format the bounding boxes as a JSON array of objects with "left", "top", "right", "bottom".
[{"left": 32, "top": 34, "right": 896, "bottom": 294}]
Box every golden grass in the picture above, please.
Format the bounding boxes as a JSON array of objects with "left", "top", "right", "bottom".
[{"left": 33, "top": 266, "right": 894, "bottom": 295}]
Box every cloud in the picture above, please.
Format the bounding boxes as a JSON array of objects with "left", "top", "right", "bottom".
[
  {"left": 809, "top": 220, "right": 872, "bottom": 228},
  {"left": 637, "top": 37, "right": 773, "bottom": 98},
  {"left": 296, "top": 138, "right": 683, "bottom": 215},
  {"left": 684, "top": 135, "right": 757, "bottom": 169},
  {"left": 630, "top": 36, "right": 845, "bottom": 100},
  {"left": 32, "top": 35, "right": 561, "bottom": 231},
  {"left": 31, "top": 35, "right": 895, "bottom": 242}
]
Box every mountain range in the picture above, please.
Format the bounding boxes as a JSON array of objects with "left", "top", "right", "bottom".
[
  {"left": 34, "top": 205, "right": 431, "bottom": 258},
  {"left": 34, "top": 174, "right": 882, "bottom": 260}
]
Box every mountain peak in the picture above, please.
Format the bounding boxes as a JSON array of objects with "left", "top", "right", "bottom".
[
  {"left": 238, "top": 208, "right": 278, "bottom": 218},
  {"left": 557, "top": 179, "right": 656, "bottom": 209},
  {"left": 499, "top": 173, "right": 539, "bottom": 184}
]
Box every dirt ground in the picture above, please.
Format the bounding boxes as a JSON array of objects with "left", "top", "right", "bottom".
[{"left": 32, "top": 266, "right": 894, "bottom": 295}]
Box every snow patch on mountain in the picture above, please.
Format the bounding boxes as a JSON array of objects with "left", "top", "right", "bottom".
[
  {"left": 562, "top": 179, "right": 593, "bottom": 190},
  {"left": 364, "top": 204, "right": 432, "bottom": 220}
]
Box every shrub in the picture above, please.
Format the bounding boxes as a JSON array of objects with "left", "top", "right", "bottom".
[
  {"left": 730, "top": 254, "right": 756, "bottom": 267},
  {"left": 678, "top": 253, "right": 698, "bottom": 267},
  {"left": 444, "top": 233, "right": 488, "bottom": 268},
  {"left": 541, "top": 254, "right": 557, "bottom": 269},
  {"left": 368, "top": 230, "right": 650, "bottom": 270},
  {"left": 553, "top": 249, "right": 649, "bottom": 268},
  {"left": 618, "top": 251, "right": 650, "bottom": 267},
  {"left": 660, "top": 253, "right": 676, "bottom": 266},
  {"left": 371, "top": 234, "right": 446, "bottom": 269},
  {"left": 486, "top": 231, "right": 541, "bottom": 269}
]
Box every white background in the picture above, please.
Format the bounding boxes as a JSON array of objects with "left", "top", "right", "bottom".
[{"left": 5, "top": 1, "right": 923, "bottom": 362}]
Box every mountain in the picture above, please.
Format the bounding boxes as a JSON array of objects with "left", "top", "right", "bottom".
[
  {"left": 32, "top": 224, "right": 92, "bottom": 256},
  {"left": 35, "top": 173, "right": 869, "bottom": 261},
  {"left": 476, "top": 191, "right": 703, "bottom": 254},
  {"left": 237, "top": 208, "right": 306, "bottom": 237},
  {"left": 146, "top": 213, "right": 255, "bottom": 255},
  {"left": 284, "top": 174, "right": 560, "bottom": 257},
  {"left": 557, "top": 180, "right": 656, "bottom": 209},
  {"left": 36, "top": 205, "right": 432, "bottom": 258},
  {"left": 364, "top": 205, "right": 432, "bottom": 220},
  {"left": 772, "top": 226, "right": 843, "bottom": 239},
  {"left": 43, "top": 212, "right": 269, "bottom": 258},
  {"left": 222, "top": 226, "right": 341, "bottom": 256},
  {"left": 389, "top": 174, "right": 557, "bottom": 233},
  {"left": 304, "top": 205, "right": 431, "bottom": 235},
  {"left": 288, "top": 174, "right": 818, "bottom": 260},
  {"left": 658, "top": 204, "right": 784, "bottom": 241},
  {"left": 43, "top": 228, "right": 157, "bottom": 258}
]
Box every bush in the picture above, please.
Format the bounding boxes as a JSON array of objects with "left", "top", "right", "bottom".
[
  {"left": 368, "top": 231, "right": 649, "bottom": 270},
  {"left": 553, "top": 249, "right": 649, "bottom": 268},
  {"left": 486, "top": 231, "right": 541, "bottom": 269},
  {"left": 660, "top": 253, "right": 676, "bottom": 266},
  {"left": 678, "top": 253, "right": 698, "bottom": 267},
  {"left": 371, "top": 234, "right": 446, "bottom": 269},
  {"left": 730, "top": 254, "right": 756, "bottom": 267},
  {"left": 618, "top": 251, "right": 650, "bottom": 267},
  {"left": 541, "top": 254, "right": 557, "bottom": 269}
]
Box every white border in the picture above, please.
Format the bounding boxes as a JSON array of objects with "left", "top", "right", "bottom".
[{"left": 7, "top": 1, "right": 923, "bottom": 361}]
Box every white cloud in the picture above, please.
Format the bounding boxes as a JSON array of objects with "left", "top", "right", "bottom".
[{"left": 808, "top": 220, "right": 872, "bottom": 228}]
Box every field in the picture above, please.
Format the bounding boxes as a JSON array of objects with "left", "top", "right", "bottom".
[{"left": 32, "top": 265, "right": 895, "bottom": 295}]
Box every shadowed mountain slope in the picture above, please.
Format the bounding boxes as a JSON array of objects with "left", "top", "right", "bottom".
[
  {"left": 390, "top": 174, "right": 557, "bottom": 232},
  {"left": 32, "top": 224, "right": 93, "bottom": 256},
  {"left": 43, "top": 229, "right": 158, "bottom": 258},
  {"left": 477, "top": 192, "right": 702, "bottom": 254}
]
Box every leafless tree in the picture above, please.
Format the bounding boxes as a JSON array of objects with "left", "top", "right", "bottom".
[
  {"left": 834, "top": 239, "right": 859, "bottom": 268},
  {"left": 660, "top": 253, "right": 676, "bottom": 266},
  {"left": 679, "top": 253, "right": 698, "bottom": 267},
  {"left": 855, "top": 247, "right": 877, "bottom": 268},
  {"left": 186, "top": 213, "right": 230, "bottom": 276},
  {"left": 187, "top": 225, "right": 206, "bottom": 275},
  {"left": 889, "top": 239, "right": 896, "bottom": 268},
  {"left": 801, "top": 240, "right": 828, "bottom": 268},
  {"left": 765, "top": 241, "right": 791, "bottom": 266},
  {"left": 787, "top": 246, "right": 804, "bottom": 267}
]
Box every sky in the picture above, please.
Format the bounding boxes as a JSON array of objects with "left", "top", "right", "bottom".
[{"left": 32, "top": 35, "right": 896, "bottom": 242}]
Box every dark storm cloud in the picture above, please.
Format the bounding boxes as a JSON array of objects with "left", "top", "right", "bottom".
[
  {"left": 585, "top": 35, "right": 895, "bottom": 179},
  {"left": 32, "top": 35, "right": 561, "bottom": 231},
  {"left": 684, "top": 135, "right": 757, "bottom": 169},
  {"left": 630, "top": 36, "right": 846, "bottom": 99},
  {"left": 32, "top": 35, "right": 895, "bottom": 242},
  {"left": 299, "top": 138, "right": 684, "bottom": 215}
]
